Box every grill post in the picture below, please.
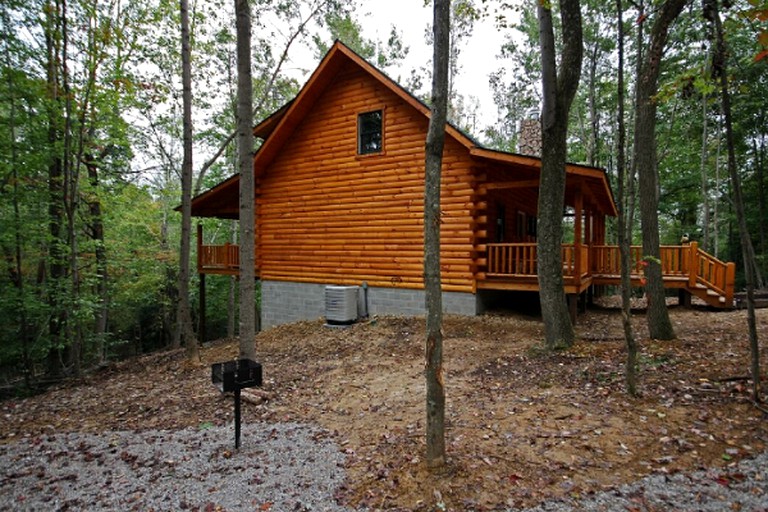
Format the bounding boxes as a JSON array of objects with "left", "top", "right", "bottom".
[
  {"left": 211, "top": 358, "right": 263, "bottom": 449},
  {"left": 234, "top": 388, "right": 242, "bottom": 449}
]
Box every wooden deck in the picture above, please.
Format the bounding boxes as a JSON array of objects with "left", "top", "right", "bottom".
[
  {"left": 477, "top": 242, "right": 735, "bottom": 308},
  {"left": 198, "top": 228, "right": 735, "bottom": 309}
]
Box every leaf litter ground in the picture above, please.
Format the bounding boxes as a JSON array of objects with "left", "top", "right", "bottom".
[{"left": 2, "top": 303, "right": 767, "bottom": 510}]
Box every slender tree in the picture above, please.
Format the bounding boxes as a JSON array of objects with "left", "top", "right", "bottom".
[
  {"left": 536, "top": 0, "right": 583, "bottom": 350},
  {"left": 633, "top": 0, "right": 686, "bottom": 341},
  {"left": 424, "top": 0, "right": 450, "bottom": 471},
  {"left": 177, "top": 0, "right": 199, "bottom": 360},
  {"left": 616, "top": 0, "right": 638, "bottom": 395},
  {"left": 704, "top": 0, "right": 761, "bottom": 402},
  {"left": 44, "top": 0, "right": 67, "bottom": 377},
  {"left": 235, "top": 0, "right": 257, "bottom": 360}
]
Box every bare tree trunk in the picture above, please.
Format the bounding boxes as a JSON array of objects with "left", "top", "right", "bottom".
[
  {"left": 537, "top": 0, "right": 582, "bottom": 350},
  {"left": 235, "top": 0, "right": 257, "bottom": 361},
  {"left": 616, "top": 0, "right": 638, "bottom": 396},
  {"left": 85, "top": 155, "right": 109, "bottom": 363},
  {"left": 587, "top": 41, "right": 600, "bottom": 167},
  {"left": 700, "top": 93, "right": 710, "bottom": 251},
  {"left": 705, "top": 0, "right": 761, "bottom": 402},
  {"left": 45, "top": 0, "right": 66, "bottom": 378},
  {"left": 2, "top": 18, "right": 33, "bottom": 384},
  {"left": 714, "top": 114, "right": 722, "bottom": 257},
  {"left": 228, "top": 220, "right": 237, "bottom": 339},
  {"left": 424, "top": 0, "right": 450, "bottom": 471},
  {"left": 754, "top": 138, "right": 767, "bottom": 279},
  {"left": 177, "top": 0, "right": 199, "bottom": 361},
  {"left": 633, "top": 0, "right": 685, "bottom": 341}
]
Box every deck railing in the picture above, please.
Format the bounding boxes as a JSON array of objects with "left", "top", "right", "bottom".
[
  {"left": 198, "top": 243, "right": 240, "bottom": 272},
  {"left": 693, "top": 245, "right": 735, "bottom": 302},
  {"left": 486, "top": 241, "right": 734, "bottom": 303},
  {"left": 590, "top": 245, "right": 690, "bottom": 276},
  {"left": 486, "top": 243, "right": 589, "bottom": 282}
]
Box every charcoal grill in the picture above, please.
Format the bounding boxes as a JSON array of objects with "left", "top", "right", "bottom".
[{"left": 211, "top": 358, "right": 262, "bottom": 448}]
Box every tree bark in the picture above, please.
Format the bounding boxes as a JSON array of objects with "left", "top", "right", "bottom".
[
  {"left": 228, "top": 220, "right": 238, "bottom": 339},
  {"left": 536, "top": 0, "right": 582, "bottom": 350},
  {"left": 706, "top": 0, "right": 761, "bottom": 402},
  {"left": 700, "top": 93, "right": 710, "bottom": 251},
  {"left": 424, "top": 0, "right": 450, "bottom": 471},
  {"left": 45, "top": 0, "right": 67, "bottom": 378},
  {"left": 632, "top": 0, "right": 686, "bottom": 341},
  {"left": 85, "top": 155, "right": 109, "bottom": 363},
  {"left": 177, "top": 0, "right": 199, "bottom": 360},
  {"left": 235, "top": 0, "right": 257, "bottom": 361},
  {"left": 2, "top": 12, "right": 33, "bottom": 384},
  {"left": 616, "top": 0, "right": 638, "bottom": 396}
]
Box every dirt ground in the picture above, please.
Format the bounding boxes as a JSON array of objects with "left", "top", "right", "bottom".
[{"left": 2, "top": 301, "right": 768, "bottom": 510}]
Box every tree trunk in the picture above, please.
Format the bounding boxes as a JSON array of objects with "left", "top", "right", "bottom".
[
  {"left": 235, "top": 0, "right": 257, "bottom": 361},
  {"left": 228, "top": 220, "right": 238, "bottom": 339},
  {"left": 616, "top": 0, "right": 638, "bottom": 396},
  {"left": 706, "top": 0, "right": 761, "bottom": 402},
  {"left": 753, "top": 138, "right": 766, "bottom": 279},
  {"left": 424, "top": 0, "right": 450, "bottom": 471},
  {"left": 2, "top": 19, "right": 33, "bottom": 384},
  {"left": 700, "top": 93, "right": 710, "bottom": 251},
  {"left": 536, "top": 0, "right": 582, "bottom": 350},
  {"left": 45, "top": 0, "right": 66, "bottom": 378},
  {"left": 177, "top": 0, "right": 198, "bottom": 361},
  {"left": 86, "top": 155, "right": 109, "bottom": 363},
  {"left": 587, "top": 40, "right": 599, "bottom": 167},
  {"left": 633, "top": 0, "right": 686, "bottom": 341}
]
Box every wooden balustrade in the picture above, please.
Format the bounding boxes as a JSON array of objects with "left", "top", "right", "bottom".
[
  {"left": 691, "top": 243, "right": 736, "bottom": 303},
  {"left": 196, "top": 224, "right": 241, "bottom": 274},
  {"left": 486, "top": 243, "right": 537, "bottom": 276},
  {"left": 485, "top": 241, "right": 735, "bottom": 307},
  {"left": 199, "top": 243, "right": 240, "bottom": 272}
]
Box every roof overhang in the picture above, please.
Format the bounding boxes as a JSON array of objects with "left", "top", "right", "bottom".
[{"left": 470, "top": 147, "right": 617, "bottom": 217}]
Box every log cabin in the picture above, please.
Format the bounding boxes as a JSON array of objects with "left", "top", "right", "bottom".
[{"left": 190, "top": 41, "right": 735, "bottom": 330}]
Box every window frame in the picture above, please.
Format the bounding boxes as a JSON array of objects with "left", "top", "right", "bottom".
[{"left": 357, "top": 109, "right": 384, "bottom": 156}]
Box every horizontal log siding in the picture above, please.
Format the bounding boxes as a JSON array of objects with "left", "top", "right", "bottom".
[{"left": 256, "top": 63, "right": 476, "bottom": 292}]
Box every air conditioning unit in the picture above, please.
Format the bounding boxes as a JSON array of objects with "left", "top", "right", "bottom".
[{"left": 325, "top": 285, "right": 359, "bottom": 325}]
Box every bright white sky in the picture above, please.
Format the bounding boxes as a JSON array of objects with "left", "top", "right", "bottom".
[
  {"left": 295, "top": 0, "right": 516, "bottom": 132},
  {"left": 363, "top": 0, "right": 514, "bottom": 130}
]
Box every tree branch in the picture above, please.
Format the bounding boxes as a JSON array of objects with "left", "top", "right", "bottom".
[{"left": 194, "top": 0, "right": 331, "bottom": 195}]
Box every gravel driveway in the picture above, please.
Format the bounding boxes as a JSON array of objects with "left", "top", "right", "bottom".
[{"left": 2, "top": 422, "right": 766, "bottom": 511}]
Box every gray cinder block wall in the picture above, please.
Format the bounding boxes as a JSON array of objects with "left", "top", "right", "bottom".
[{"left": 260, "top": 280, "right": 479, "bottom": 329}]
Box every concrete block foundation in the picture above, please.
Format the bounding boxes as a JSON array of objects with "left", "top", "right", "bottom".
[{"left": 260, "top": 280, "right": 478, "bottom": 329}]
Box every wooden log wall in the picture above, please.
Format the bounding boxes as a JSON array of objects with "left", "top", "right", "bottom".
[{"left": 255, "top": 62, "right": 478, "bottom": 293}]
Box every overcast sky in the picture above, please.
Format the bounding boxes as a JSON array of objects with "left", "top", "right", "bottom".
[
  {"left": 362, "top": 0, "right": 513, "bottom": 129},
  {"left": 284, "top": 0, "right": 516, "bottom": 131}
]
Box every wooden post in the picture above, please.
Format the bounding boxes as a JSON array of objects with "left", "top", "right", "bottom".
[
  {"left": 567, "top": 294, "right": 578, "bottom": 324},
  {"left": 197, "top": 222, "right": 206, "bottom": 343},
  {"left": 584, "top": 209, "right": 592, "bottom": 245},
  {"left": 199, "top": 272, "right": 206, "bottom": 343},
  {"left": 688, "top": 241, "right": 698, "bottom": 288},
  {"left": 725, "top": 262, "right": 736, "bottom": 305},
  {"left": 197, "top": 223, "right": 203, "bottom": 272},
  {"left": 573, "top": 185, "right": 583, "bottom": 283}
]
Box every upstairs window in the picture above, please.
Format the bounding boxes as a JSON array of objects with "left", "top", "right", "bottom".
[{"left": 358, "top": 110, "right": 383, "bottom": 155}]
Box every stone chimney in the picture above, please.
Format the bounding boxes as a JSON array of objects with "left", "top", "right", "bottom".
[{"left": 518, "top": 117, "right": 541, "bottom": 157}]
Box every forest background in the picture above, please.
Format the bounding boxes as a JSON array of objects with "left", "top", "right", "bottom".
[{"left": 1, "top": 0, "right": 766, "bottom": 389}]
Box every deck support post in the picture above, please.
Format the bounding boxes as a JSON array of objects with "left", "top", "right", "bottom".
[
  {"left": 567, "top": 294, "right": 577, "bottom": 325},
  {"left": 678, "top": 288, "right": 691, "bottom": 308},
  {"left": 197, "top": 223, "right": 203, "bottom": 273},
  {"left": 688, "top": 241, "right": 699, "bottom": 288},
  {"left": 199, "top": 272, "right": 206, "bottom": 343}
]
